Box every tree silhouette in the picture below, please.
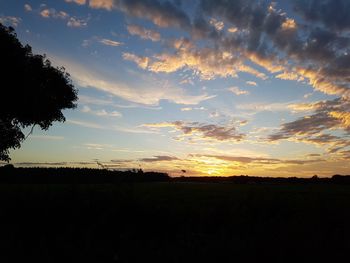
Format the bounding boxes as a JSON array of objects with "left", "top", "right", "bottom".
[{"left": 0, "top": 23, "right": 78, "bottom": 161}]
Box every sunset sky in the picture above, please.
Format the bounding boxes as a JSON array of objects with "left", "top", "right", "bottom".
[{"left": 1, "top": 0, "right": 350, "bottom": 177}]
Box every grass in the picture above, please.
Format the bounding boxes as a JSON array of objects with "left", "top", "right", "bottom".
[{"left": 0, "top": 182, "right": 350, "bottom": 262}]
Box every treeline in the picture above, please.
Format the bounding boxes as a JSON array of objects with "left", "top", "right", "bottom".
[
  {"left": 0, "top": 165, "right": 169, "bottom": 183},
  {"left": 173, "top": 174, "right": 350, "bottom": 184},
  {"left": 1, "top": 165, "right": 350, "bottom": 184}
]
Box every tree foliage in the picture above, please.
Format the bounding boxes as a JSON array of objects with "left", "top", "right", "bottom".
[{"left": 0, "top": 23, "right": 78, "bottom": 161}]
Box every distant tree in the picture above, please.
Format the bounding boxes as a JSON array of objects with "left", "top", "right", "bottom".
[{"left": 0, "top": 23, "right": 78, "bottom": 161}]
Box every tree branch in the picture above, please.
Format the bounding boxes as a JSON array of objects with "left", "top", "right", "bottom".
[{"left": 25, "top": 124, "right": 36, "bottom": 140}]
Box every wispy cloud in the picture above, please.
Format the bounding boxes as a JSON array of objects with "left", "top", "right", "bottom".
[
  {"left": 0, "top": 16, "right": 21, "bottom": 27},
  {"left": 123, "top": 41, "right": 267, "bottom": 80},
  {"left": 228, "top": 86, "right": 250, "bottom": 96},
  {"left": 30, "top": 135, "right": 65, "bottom": 140},
  {"left": 246, "top": 81, "right": 257, "bottom": 86},
  {"left": 40, "top": 9, "right": 69, "bottom": 19},
  {"left": 143, "top": 121, "right": 245, "bottom": 142},
  {"left": 193, "top": 154, "right": 323, "bottom": 165},
  {"left": 67, "top": 17, "right": 88, "bottom": 27},
  {"left": 67, "top": 119, "right": 106, "bottom": 129},
  {"left": 50, "top": 56, "right": 215, "bottom": 106},
  {"left": 236, "top": 102, "right": 292, "bottom": 113},
  {"left": 123, "top": 52, "right": 149, "bottom": 69},
  {"left": 36, "top": 5, "right": 88, "bottom": 28},
  {"left": 268, "top": 98, "right": 350, "bottom": 153},
  {"left": 65, "top": 0, "right": 86, "bottom": 5},
  {"left": 89, "top": 0, "right": 114, "bottom": 10},
  {"left": 99, "top": 38, "right": 123, "bottom": 46},
  {"left": 24, "top": 4, "right": 32, "bottom": 12},
  {"left": 67, "top": 119, "right": 158, "bottom": 134},
  {"left": 180, "top": 107, "right": 206, "bottom": 112},
  {"left": 127, "top": 24, "right": 161, "bottom": 42},
  {"left": 81, "top": 105, "right": 122, "bottom": 118},
  {"left": 209, "top": 18, "right": 224, "bottom": 31},
  {"left": 140, "top": 155, "right": 179, "bottom": 162}
]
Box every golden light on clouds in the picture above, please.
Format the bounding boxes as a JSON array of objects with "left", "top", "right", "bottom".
[
  {"left": 281, "top": 18, "right": 297, "bottom": 30},
  {"left": 329, "top": 111, "right": 350, "bottom": 128}
]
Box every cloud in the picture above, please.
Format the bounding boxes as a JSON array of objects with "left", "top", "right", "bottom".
[
  {"left": 143, "top": 121, "right": 245, "bottom": 142},
  {"left": 50, "top": 56, "right": 215, "bottom": 106},
  {"left": 82, "top": 36, "right": 123, "bottom": 47},
  {"left": 67, "top": 119, "right": 106, "bottom": 129},
  {"left": 281, "top": 18, "right": 297, "bottom": 31},
  {"left": 15, "top": 162, "right": 68, "bottom": 166},
  {"left": 228, "top": 86, "right": 249, "bottom": 96},
  {"left": 197, "top": 0, "right": 350, "bottom": 98},
  {"left": 24, "top": 4, "right": 32, "bottom": 12},
  {"left": 78, "top": 95, "right": 115, "bottom": 106},
  {"left": 117, "top": 0, "right": 191, "bottom": 28},
  {"left": 67, "top": 119, "right": 157, "bottom": 134},
  {"left": 65, "top": 0, "right": 113, "bottom": 10},
  {"left": 68, "top": 0, "right": 191, "bottom": 29},
  {"left": 209, "top": 18, "right": 224, "bottom": 31},
  {"left": 81, "top": 105, "right": 122, "bottom": 117},
  {"left": 246, "top": 81, "right": 257, "bottom": 86},
  {"left": 79, "top": 95, "right": 162, "bottom": 110},
  {"left": 124, "top": 43, "right": 267, "bottom": 80},
  {"left": 193, "top": 154, "right": 323, "bottom": 165},
  {"left": 140, "top": 155, "right": 179, "bottom": 162},
  {"left": 293, "top": 0, "right": 350, "bottom": 31},
  {"left": 99, "top": 38, "right": 123, "bottom": 46},
  {"left": 40, "top": 9, "right": 50, "bottom": 18},
  {"left": 0, "top": 16, "right": 22, "bottom": 27},
  {"left": 67, "top": 17, "right": 88, "bottom": 27},
  {"left": 236, "top": 102, "right": 291, "bottom": 112},
  {"left": 37, "top": 5, "right": 88, "bottom": 28},
  {"left": 180, "top": 106, "right": 205, "bottom": 112},
  {"left": 275, "top": 71, "right": 303, "bottom": 81},
  {"left": 268, "top": 98, "right": 350, "bottom": 152},
  {"left": 268, "top": 113, "right": 339, "bottom": 141},
  {"left": 296, "top": 67, "right": 350, "bottom": 98},
  {"left": 14, "top": 161, "right": 96, "bottom": 167},
  {"left": 227, "top": 27, "right": 238, "bottom": 33},
  {"left": 84, "top": 143, "right": 106, "bottom": 150},
  {"left": 127, "top": 24, "right": 161, "bottom": 42},
  {"left": 122, "top": 52, "right": 149, "bottom": 69},
  {"left": 30, "top": 135, "right": 65, "bottom": 140},
  {"left": 65, "top": 0, "right": 86, "bottom": 5},
  {"left": 287, "top": 100, "right": 340, "bottom": 112},
  {"left": 89, "top": 0, "right": 114, "bottom": 10},
  {"left": 40, "top": 9, "right": 69, "bottom": 19},
  {"left": 67, "top": 0, "right": 350, "bottom": 100},
  {"left": 329, "top": 111, "right": 350, "bottom": 129}
]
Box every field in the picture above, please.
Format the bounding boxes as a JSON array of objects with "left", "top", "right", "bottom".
[{"left": 1, "top": 182, "right": 350, "bottom": 262}]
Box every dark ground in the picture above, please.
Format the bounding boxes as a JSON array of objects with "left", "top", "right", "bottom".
[{"left": 0, "top": 181, "right": 350, "bottom": 262}]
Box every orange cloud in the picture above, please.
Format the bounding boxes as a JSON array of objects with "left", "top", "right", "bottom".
[
  {"left": 329, "top": 111, "right": 350, "bottom": 129},
  {"left": 89, "top": 0, "right": 114, "bottom": 10}
]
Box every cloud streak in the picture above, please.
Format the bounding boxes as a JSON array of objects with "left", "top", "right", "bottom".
[
  {"left": 51, "top": 56, "right": 215, "bottom": 106},
  {"left": 143, "top": 121, "right": 245, "bottom": 142},
  {"left": 127, "top": 24, "right": 161, "bottom": 42}
]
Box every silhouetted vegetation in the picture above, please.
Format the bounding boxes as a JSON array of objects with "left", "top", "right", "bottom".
[
  {"left": 0, "top": 23, "right": 77, "bottom": 161},
  {"left": 173, "top": 174, "right": 350, "bottom": 184},
  {"left": 0, "top": 166, "right": 169, "bottom": 183},
  {"left": 1, "top": 166, "right": 350, "bottom": 185}
]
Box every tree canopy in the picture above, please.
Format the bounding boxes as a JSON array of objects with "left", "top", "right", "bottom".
[{"left": 0, "top": 23, "right": 78, "bottom": 161}]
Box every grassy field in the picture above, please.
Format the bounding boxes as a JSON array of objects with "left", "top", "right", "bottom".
[{"left": 1, "top": 182, "right": 350, "bottom": 262}]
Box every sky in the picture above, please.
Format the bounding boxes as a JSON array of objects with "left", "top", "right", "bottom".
[{"left": 1, "top": 0, "right": 350, "bottom": 177}]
